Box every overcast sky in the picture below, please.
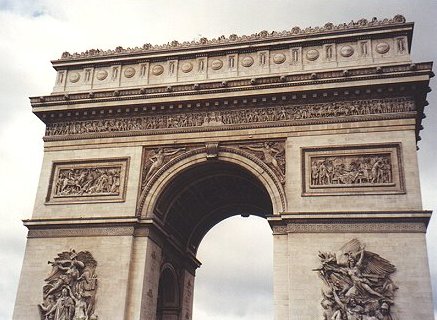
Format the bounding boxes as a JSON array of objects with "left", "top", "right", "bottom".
[{"left": 0, "top": 1, "right": 436, "bottom": 319}]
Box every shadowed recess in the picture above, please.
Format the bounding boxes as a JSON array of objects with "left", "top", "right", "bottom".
[{"left": 154, "top": 161, "right": 273, "bottom": 252}]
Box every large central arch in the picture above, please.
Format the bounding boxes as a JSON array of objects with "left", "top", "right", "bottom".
[
  {"left": 151, "top": 157, "right": 274, "bottom": 319},
  {"left": 140, "top": 148, "right": 280, "bottom": 319},
  {"left": 13, "top": 15, "right": 435, "bottom": 320}
]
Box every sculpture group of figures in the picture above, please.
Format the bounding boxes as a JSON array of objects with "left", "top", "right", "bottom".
[
  {"left": 39, "top": 250, "right": 98, "bottom": 320},
  {"left": 45, "top": 98, "right": 414, "bottom": 137},
  {"left": 315, "top": 239, "right": 397, "bottom": 320},
  {"left": 55, "top": 167, "right": 121, "bottom": 197},
  {"left": 311, "top": 155, "right": 392, "bottom": 186}
]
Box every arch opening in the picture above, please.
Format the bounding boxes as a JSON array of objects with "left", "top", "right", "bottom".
[
  {"left": 156, "top": 265, "right": 180, "bottom": 320},
  {"left": 193, "top": 216, "right": 273, "bottom": 319},
  {"left": 154, "top": 160, "right": 274, "bottom": 253}
]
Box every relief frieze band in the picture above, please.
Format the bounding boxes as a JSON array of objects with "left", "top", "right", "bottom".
[
  {"left": 46, "top": 158, "right": 129, "bottom": 204},
  {"left": 44, "top": 97, "right": 415, "bottom": 139},
  {"left": 302, "top": 144, "right": 404, "bottom": 196}
]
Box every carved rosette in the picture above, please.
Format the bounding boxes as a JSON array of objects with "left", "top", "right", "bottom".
[
  {"left": 237, "top": 141, "right": 286, "bottom": 184},
  {"left": 59, "top": 15, "right": 407, "bottom": 60},
  {"left": 39, "top": 250, "right": 98, "bottom": 320},
  {"left": 316, "top": 239, "right": 397, "bottom": 320}
]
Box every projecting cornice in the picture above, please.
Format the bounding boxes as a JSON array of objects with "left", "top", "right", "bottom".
[
  {"left": 47, "top": 15, "right": 416, "bottom": 95},
  {"left": 54, "top": 15, "right": 410, "bottom": 62}
]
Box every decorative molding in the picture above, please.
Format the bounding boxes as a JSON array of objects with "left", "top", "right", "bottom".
[
  {"left": 286, "top": 222, "right": 426, "bottom": 233},
  {"left": 46, "top": 158, "right": 129, "bottom": 204},
  {"left": 302, "top": 144, "right": 405, "bottom": 196},
  {"left": 58, "top": 16, "right": 407, "bottom": 61},
  {"left": 28, "top": 226, "right": 135, "bottom": 238},
  {"left": 44, "top": 97, "right": 415, "bottom": 138},
  {"left": 38, "top": 250, "right": 98, "bottom": 320},
  {"left": 32, "top": 62, "right": 433, "bottom": 108},
  {"left": 316, "top": 239, "right": 397, "bottom": 320}
]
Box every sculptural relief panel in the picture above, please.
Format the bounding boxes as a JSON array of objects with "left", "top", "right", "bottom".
[
  {"left": 44, "top": 97, "right": 415, "bottom": 139},
  {"left": 236, "top": 141, "right": 286, "bottom": 184},
  {"left": 302, "top": 144, "right": 404, "bottom": 196},
  {"left": 46, "top": 158, "right": 129, "bottom": 204},
  {"left": 316, "top": 239, "right": 397, "bottom": 320},
  {"left": 38, "top": 250, "right": 98, "bottom": 320}
]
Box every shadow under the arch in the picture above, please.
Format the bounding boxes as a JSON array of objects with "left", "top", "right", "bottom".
[{"left": 154, "top": 160, "right": 274, "bottom": 253}]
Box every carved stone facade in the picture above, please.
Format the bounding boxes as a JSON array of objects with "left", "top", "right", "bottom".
[
  {"left": 39, "top": 250, "right": 98, "bottom": 320},
  {"left": 237, "top": 141, "right": 286, "bottom": 184},
  {"left": 44, "top": 97, "right": 415, "bottom": 139},
  {"left": 51, "top": 16, "right": 411, "bottom": 94},
  {"left": 302, "top": 144, "right": 404, "bottom": 196},
  {"left": 13, "top": 16, "right": 435, "bottom": 320},
  {"left": 47, "top": 158, "right": 129, "bottom": 204},
  {"left": 316, "top": 239, "right": 397, "bottom": 320},
  {"left": 58, "top": 15, "right": 407, "bottom": 61}
]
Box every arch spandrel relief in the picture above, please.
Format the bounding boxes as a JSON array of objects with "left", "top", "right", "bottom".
[{"left": 137, "top": 141, "right": 287, "bottom": 217}]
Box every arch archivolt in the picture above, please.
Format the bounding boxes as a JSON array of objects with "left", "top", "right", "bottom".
[{"left": 137, "top": 143, "right": 287, "bottom": 218}]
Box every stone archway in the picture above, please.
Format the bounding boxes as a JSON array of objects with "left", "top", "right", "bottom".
[
  {"left": 139, "top": 144, "right": 286, "bottom": 220},
  {"left": 145, "top": 152, "right": 276, "bottom": 319},
  {"left": 13, "top": 15, "right": 436, "bottom": 320},
  {"left": 156, "top": 264, "right": 180, "bottom": 320}
]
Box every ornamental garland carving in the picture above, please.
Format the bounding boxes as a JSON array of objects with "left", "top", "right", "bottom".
[
  {"left": 238, "top": 141, "right": 285, "bottom": 184},
  {"left": 315, "top": 239, "right": 397, "bottom": 320},
  {"left": 302, "top": 144, "right": 404, "bottom": 196},
  {"left": 39, "top": 250, "right": 98, "bottom": 320},
  {"left": 58, "top": 15, "right": 406, "bottom": 60},
  {"left": 45, "top": 97, "right": 415, "bottom": 137},
  {"left": 47, "top": 159, "right": 129, "bottom": 204}
]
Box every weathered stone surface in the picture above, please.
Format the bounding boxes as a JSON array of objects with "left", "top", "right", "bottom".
[{"left": 14, "top": 16, "right": 434, "bottom": 320}]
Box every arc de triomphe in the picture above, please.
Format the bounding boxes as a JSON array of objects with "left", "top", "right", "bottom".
[{"left": 13, "top": 15, "right": 435, "bottom": 319}]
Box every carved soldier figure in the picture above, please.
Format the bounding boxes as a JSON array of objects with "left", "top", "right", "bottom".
[
  {"left": 66, "top": 286, "right": 88, "bottom": 320},
  {"left": 45, "top": 288, "right": 74, "bottom": 320},
  {"left": 39, "top": 295, "right": 56, "bottom": 320},
  {"left": 375, "top": 302, "right": 395, "bottom": 320},
  {"left": 316, "top": 239, "right": 397, "bottom": 320}
]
